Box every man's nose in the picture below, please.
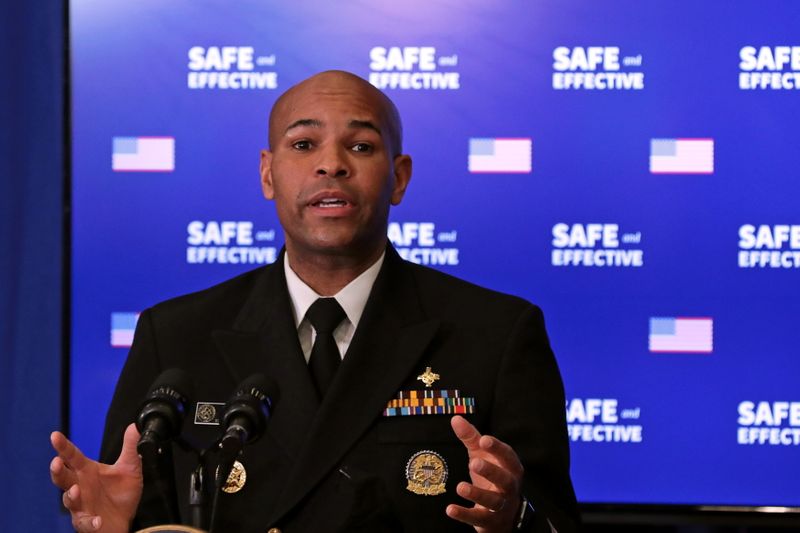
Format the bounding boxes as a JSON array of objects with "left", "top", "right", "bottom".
[{"left": 315, "top": 145, "right": 350, "bottom": 178}]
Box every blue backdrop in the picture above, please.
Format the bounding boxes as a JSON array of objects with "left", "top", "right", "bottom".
[
  {"left": 3, "top": 2, "right": 800, "bottom": 532},
  {"left": 69, "top": 0, "right": 800, "bottom": 510}
]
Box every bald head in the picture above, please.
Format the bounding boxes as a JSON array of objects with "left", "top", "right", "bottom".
[{"left": 268, "top": 70, "right": 404, "bottom": 157}]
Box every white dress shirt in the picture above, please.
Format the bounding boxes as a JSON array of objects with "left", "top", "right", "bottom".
[{"left": 284, "top": 252, "right": 385, "bottom": 362}]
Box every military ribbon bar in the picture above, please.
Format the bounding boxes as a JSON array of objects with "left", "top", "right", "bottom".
[{"left": 382, "top": 389, "right": 476, "bottom": 417}]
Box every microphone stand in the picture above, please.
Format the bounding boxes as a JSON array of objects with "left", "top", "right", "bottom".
[
  {"left": 208, "top": 429, "right": 245, "bottom": 533},
  {"left": 139, "top": 443, "right": 180, "bottom": 525},
  {"left": 207, "top": 374, "right": 275, "bottom": 533},
  {"left": 188, "top": 460, "right": 208, "bottom": 530}
]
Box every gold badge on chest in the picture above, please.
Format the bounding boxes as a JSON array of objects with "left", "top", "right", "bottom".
[
  {"left": 215, "top": 460, "right": 247, "bottom": 494},
  {"left": 405, "top": 450, "right": 447, "bottom": 496}
]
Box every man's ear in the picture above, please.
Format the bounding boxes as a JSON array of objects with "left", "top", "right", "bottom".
[
  {"left": 390, "top": 154, "right": 412, "bottom": 205},
  {"left": 260, "top": 149, "right": 275, "bottom": 200}
]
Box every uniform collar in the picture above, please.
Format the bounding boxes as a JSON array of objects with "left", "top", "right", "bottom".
[{"left": 283, "top": 251, "right": 385, "bottom": 330}]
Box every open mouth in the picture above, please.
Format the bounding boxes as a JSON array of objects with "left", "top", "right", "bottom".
[{"left": 312, "top": 198, "right": 349, "bottom": 208}]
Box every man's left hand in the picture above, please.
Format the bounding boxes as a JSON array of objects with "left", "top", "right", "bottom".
[{"left": 446, "top": 415, "right": 524, "bottom": 532}]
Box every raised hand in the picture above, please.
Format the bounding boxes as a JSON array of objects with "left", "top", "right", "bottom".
[
  {"left": 50, "top": 424, "right": 144, "bottom": 532},
  {"left": 446, "top": 415, "right": 524, "bottom": 532}
]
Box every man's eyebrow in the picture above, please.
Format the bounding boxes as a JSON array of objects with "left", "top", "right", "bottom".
[
  {"left": 283, "top": 118, "right": 382, "bottom": 136},
  {"left": 284, "top": 118, "right": 322, "bottom": 134},
  {"left": 348, "top": 119, "right": 381, "bottom": 135}
]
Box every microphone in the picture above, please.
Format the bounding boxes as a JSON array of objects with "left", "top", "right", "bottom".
[
  {"left": 136, "top": 368, "right": 193, "bottom": 458},
  {"left": 218, "top": 374, "right": 275, "bottom": 459},
  {"left": 134, "top": 368, "right": 193, "bottom": 525},
  {"left": 210, "top": 374, "right": 275, "bottom": 533}
]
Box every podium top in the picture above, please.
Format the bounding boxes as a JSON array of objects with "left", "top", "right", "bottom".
[{"left": 135, "top": 526, "right": 206, "bottom": 533}]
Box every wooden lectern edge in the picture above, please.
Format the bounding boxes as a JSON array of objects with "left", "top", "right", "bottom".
[{"left": 135, "top": 526, "right": 207, "bottom": 533}]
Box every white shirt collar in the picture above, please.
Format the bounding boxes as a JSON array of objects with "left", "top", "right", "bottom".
[{"left": 283, "top": 251, "right": 385, "bottom": 330}]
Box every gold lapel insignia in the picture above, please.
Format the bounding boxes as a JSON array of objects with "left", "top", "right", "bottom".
[
  {"left": 216, "top": 460, "right": 247, "bottom": 493},
  {"left": 194, "top": 401, "right": 224, "bottom": 425},
  {"left": 416, "top": 366, "right": 440, "bottom": 388},
  {"left": 405, "top": 450, "right": 447, "bottom": 496}
]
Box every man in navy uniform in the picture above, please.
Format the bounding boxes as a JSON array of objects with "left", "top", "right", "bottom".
[{"left": 51, "top": 71, "right": 579, "bottom": 532}]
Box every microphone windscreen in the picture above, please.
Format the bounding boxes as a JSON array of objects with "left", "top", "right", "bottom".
[
  {"left": 147, "top": 368, "right": 194, "bottom": 400},
  {"left": 231, "top": 373, "right": 277, "bottom": 404},
  {"left": 136, "top": 368, "right": 194, "bottom": 439},
  {"left": 221, "top": 373, "right": 278, "bottom": 444}
]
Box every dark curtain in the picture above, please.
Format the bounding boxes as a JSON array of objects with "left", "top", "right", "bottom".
[{"left": 0, "top": 2, "right": 71, "bottom": 531}]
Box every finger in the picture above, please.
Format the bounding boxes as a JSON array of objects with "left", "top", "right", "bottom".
[
  {"left": 446, "top": 503, "right": 499, "bottom": 529},
  {"left": 116, "top": 423, "right": 142, "bottom": 472},
  {"left": 62, "top": 484, "right": 82, "bottom": 512},
  {"left": 61, "top": 487, "right": 71, "bottom": 510},
  {"left": 50, "top": 456, "right": 78, "bottom": 490},
  {"left": 51, "top": 431, "right": 89, "bottom": 472},
  {"left": 450, "top": 415, "right": 482, "bottom": 452},
  {"left": 64, "top": 486, "right": 102, "bottom": 532},
  {"left": 73, "top": 514, "right": 101, "bottom": 532},
  {"left": 456, "top": 481, "right": 510, "bottom": 513},
  {"left": 478, "top": 434, "right": 524, "bottom": 475},
  {"left": 469, "top": 457, "right": 517, "bottom": 493}
]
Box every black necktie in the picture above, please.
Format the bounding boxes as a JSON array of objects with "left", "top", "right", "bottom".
[{"left": 306, "top": 298, "right": 346, "bottom": 398}]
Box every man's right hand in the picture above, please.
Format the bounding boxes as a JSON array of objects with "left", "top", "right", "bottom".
[{"left": 50, "top": 423, "right": 144, "bottom": 533}]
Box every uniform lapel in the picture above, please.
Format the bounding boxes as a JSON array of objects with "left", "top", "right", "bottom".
[
  {"left": 269, "top": 247, "right": 441, "bottom": 523},
  {"left": 211, "top": 253, "right": 319, "bottom": 459}
]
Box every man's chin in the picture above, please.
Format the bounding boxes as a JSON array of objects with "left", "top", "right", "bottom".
[{"left": 289, "top": 234, "right": 386, "bottom": 261}]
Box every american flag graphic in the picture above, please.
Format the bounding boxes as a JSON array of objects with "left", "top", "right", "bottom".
[
  {"left": 650, "top": 138, "right": 714, "bottom": 174},
  {"left": 468, "top": 138, "right": 532, "bottom": 173},
  {"left": 649, "top": 317, "right": 713, "bottom": 353},
  {"left": 112, "top": 136, "right": 175, "bottom": 172},
  {"left": 111, "top": 312, "right": 140, "bottom": 348}
]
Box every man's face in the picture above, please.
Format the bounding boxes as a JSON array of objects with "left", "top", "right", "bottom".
[{"left": 260, "top": 75, "right": 411, "bottom": 261}]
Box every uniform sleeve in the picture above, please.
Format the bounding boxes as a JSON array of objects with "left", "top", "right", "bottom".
[{"left": 490, "top": 304, "right": 580, "bottom": 532}]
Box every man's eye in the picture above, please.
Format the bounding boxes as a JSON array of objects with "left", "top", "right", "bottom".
[
  {"left": 292, "top": 140, "right": 311, "bottom": 151},
  {"left": 351, "top": 143, "right": 373, "bottom": 153}
]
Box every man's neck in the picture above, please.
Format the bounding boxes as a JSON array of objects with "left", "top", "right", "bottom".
[{"left": 285, "top": 242, "right": 386, "bottom": 296}]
